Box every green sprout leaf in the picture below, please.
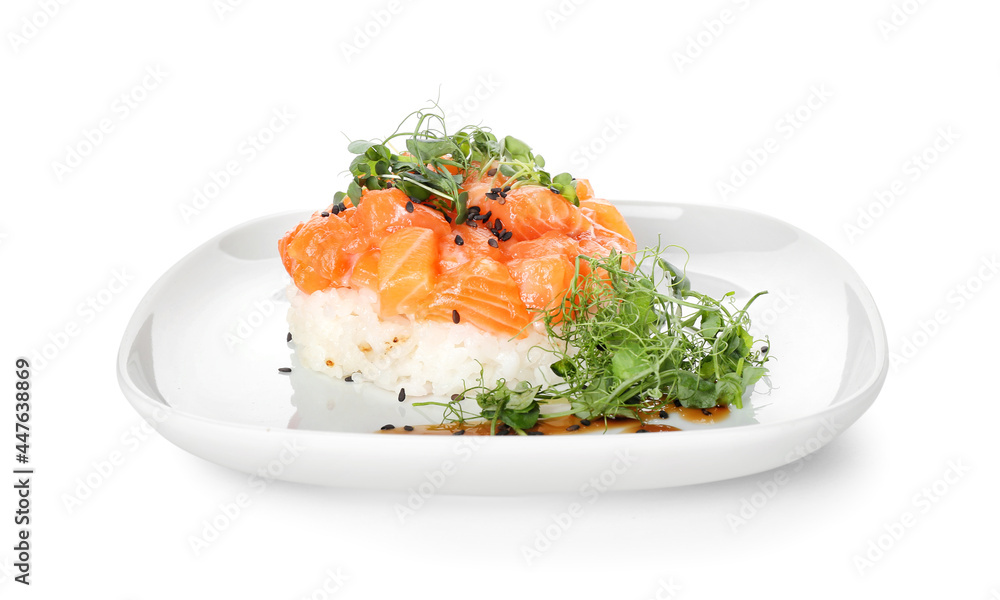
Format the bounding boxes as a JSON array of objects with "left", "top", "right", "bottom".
[
  {"left": 346, "top": 180, "right": 362, "bottom": 203},
  {"left": 502, "top": 135, "right": 532, "bottom": 160},
  {"left": 347, "top": 140, "right": 376, "bottom": 154}
]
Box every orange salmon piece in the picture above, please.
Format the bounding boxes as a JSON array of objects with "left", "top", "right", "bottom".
[
  {"left": 349, "top": 248, "right": 380, "bottom": 291},
  {"left": 460, "top": 165, "right": 511, "bottom": 189},
  {"left": 486, "top": 186, "right": 590, "bottom": 242},
  {"left": 377, "top": 227, "right": 439, "bottom": 316},
  {"left": 313, "top": 216, "right": 356, "bottom": 286},
  {"left": 507, "top": 255, "right": 575, "bottom": 311},
  {"left": 284, "top": 214, "right": 336, "bottom": 264},
  {"left": 575, "top": 178, "right": 596, "bottom": 202},
  {"left": 291, "top": 263, "right": 331, "bottom": 295},
  {"left": 592, "top": 223, "right": 637, "bottom": 271},
  {"left": 459, "top": 181, "right": 493, "bottom": 209},
  {"left": 503, "top": 231, "right": 582, "bottom": 263},
  {"left": 278, "top": 222, "right": 304, "bottom": 275},
  {"left": 580, "top": 197, "right": 636, "bottom": 245},
  {"left": 281, "top": 213, "right": 355, "bottom": 291},
  {"left": 345, "top": 188, "right": 450, "bottom": 254},
  {"left": 419, "top": 257, "right": 531, "bottom": 337},
  {"left": 503, "top": 231, "right": 596, "bottom": 278},
  {"left": 577, "top": 226, "right": 637, "bottom": 277},
  {"left": 438, "top": 223, "right": 502, "bottom": 272}
]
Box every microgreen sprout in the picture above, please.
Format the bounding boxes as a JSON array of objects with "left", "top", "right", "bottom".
[
  {"left": 335, "top": 103, "right": 579, "bottom": 224},
  {"left": 417, "top": 243, "right": 771, "bottom": 433}
]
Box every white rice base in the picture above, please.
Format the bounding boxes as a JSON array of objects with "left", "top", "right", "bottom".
[{"left": 286, "top": 285, "right": 560, "bottom": 396}]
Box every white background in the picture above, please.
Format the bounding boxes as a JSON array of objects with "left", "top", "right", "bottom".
[{"left": 2, "top": 0, "right": 999, "bottom": 597}]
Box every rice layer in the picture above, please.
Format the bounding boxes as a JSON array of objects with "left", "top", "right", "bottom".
[{"left": 286, "top": 285, "right": 559, "bottom": 396}]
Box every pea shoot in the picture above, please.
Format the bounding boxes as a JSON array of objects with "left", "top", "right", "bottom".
[
  {"left": 415, "top": 245, "right": 771, "bottom": 434},
  {"left": 334, "top": 104, "right": 578, "bottom": 224}
]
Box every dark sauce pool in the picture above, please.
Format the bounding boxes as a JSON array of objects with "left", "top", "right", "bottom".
[{"left": 376, "top": 405, "right": 730, "bottom": 435}]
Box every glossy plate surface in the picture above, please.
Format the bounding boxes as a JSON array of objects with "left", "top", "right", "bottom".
[{"left": 117, "top": 202, "right": 887, "bottom": 494}]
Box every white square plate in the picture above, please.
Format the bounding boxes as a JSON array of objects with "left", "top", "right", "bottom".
[{"left": 117, "top": 201, "right": 887, "bottom": 494}]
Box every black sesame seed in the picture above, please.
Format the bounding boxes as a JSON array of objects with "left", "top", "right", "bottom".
[
  {"left": 566, "top": 424, "right": 580, "bottom": 432},
  {"left": 485, "top": 192, "right": 499, "bottom": 200},
  {"left": 500, "top": 231, "right": 513, "bottom": 242},
  {"left": 380, "top": 424, "right": 395, "bottom": 431},
  {"left": 286, "top": 332, "right": 292, "bottom": 342},
  {"left": 674, "top": 399, "right": 682, "bottom": 408},
  {"left": 527, "top": 431, "right": 544, "bottom": 436},
  {"left": 321, "top": 211, "right": 330, "bottom": 217},
  {"left": 760, "top": 345, "right": 769, "bottom": 354},
  {"left": 344, "top": 375, "right": 354, "bottom": 382},
  {"left": 453, "top": 429, "right": 466, "bottom": 436},
  {"left": 636, "top": 429, "right": 649, "bottom": 433},
  {"left": 405, "top": 201, "right": 414, "bottom": 213},
  {"left": 452, "top": 309, "right": 460, "bottom": 324},
  {"left": 481, "top": 211, "right": 492, "bottom": 221},
  {"left": 398, "top": 388, "right": 406, "bottom": 402},
  {"left": 702, "top": 408, "right": 712, "bottom": 416},
  {"left": 455, "top": 235, "right": 464, "bottom": 246},
  {"left": 497, "top": 428, "right": 510, "bottom": 436},
  {"left": 659, "top": 410, "right": 669, "bottom": 419},
  {"left": 490, "top": 187, "right": 501, "bottom": 193},
  {"left": 338, "top": 202, "right": 347, "bottom": 212},
  {"left": 549, "top": 186, "right": 560, "bottom": 194},
  {"left": 278, "top": 367, "right": 292, "bottom": 373},
  {"left": 403, "top": 425, "right": 414, "bottom": 431},
  {"left": 331, "top": 205, "right": 341, "bottom": 216},
  {"left": 488, "top": 238, "right": 498, "bottom": 248},
  {"left": 502, "top": 186, "right": 511, "bottom": 193},
  {"left": 385, "top": 181, "right": 393, "bottom": 188},
  {"left": 494, "top": 218, "right": 504, "bottom": 231},
  {"left": 487, "top": 167, "right": 497, "bottom": 176},
  {"left": 442, "top": 212, "right": 452, "bottom": 223},
  {"left": 580, "top": 419, "right": 591, "bottom": 426}
]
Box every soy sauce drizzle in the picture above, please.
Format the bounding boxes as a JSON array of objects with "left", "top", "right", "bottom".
[{"left": 376, "top": 406, "right": 729, "bottom": 435}]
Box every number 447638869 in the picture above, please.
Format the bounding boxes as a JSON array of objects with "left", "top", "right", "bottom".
[{"left": 15, "top": 358, "right": 30, "bottom": 461}]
